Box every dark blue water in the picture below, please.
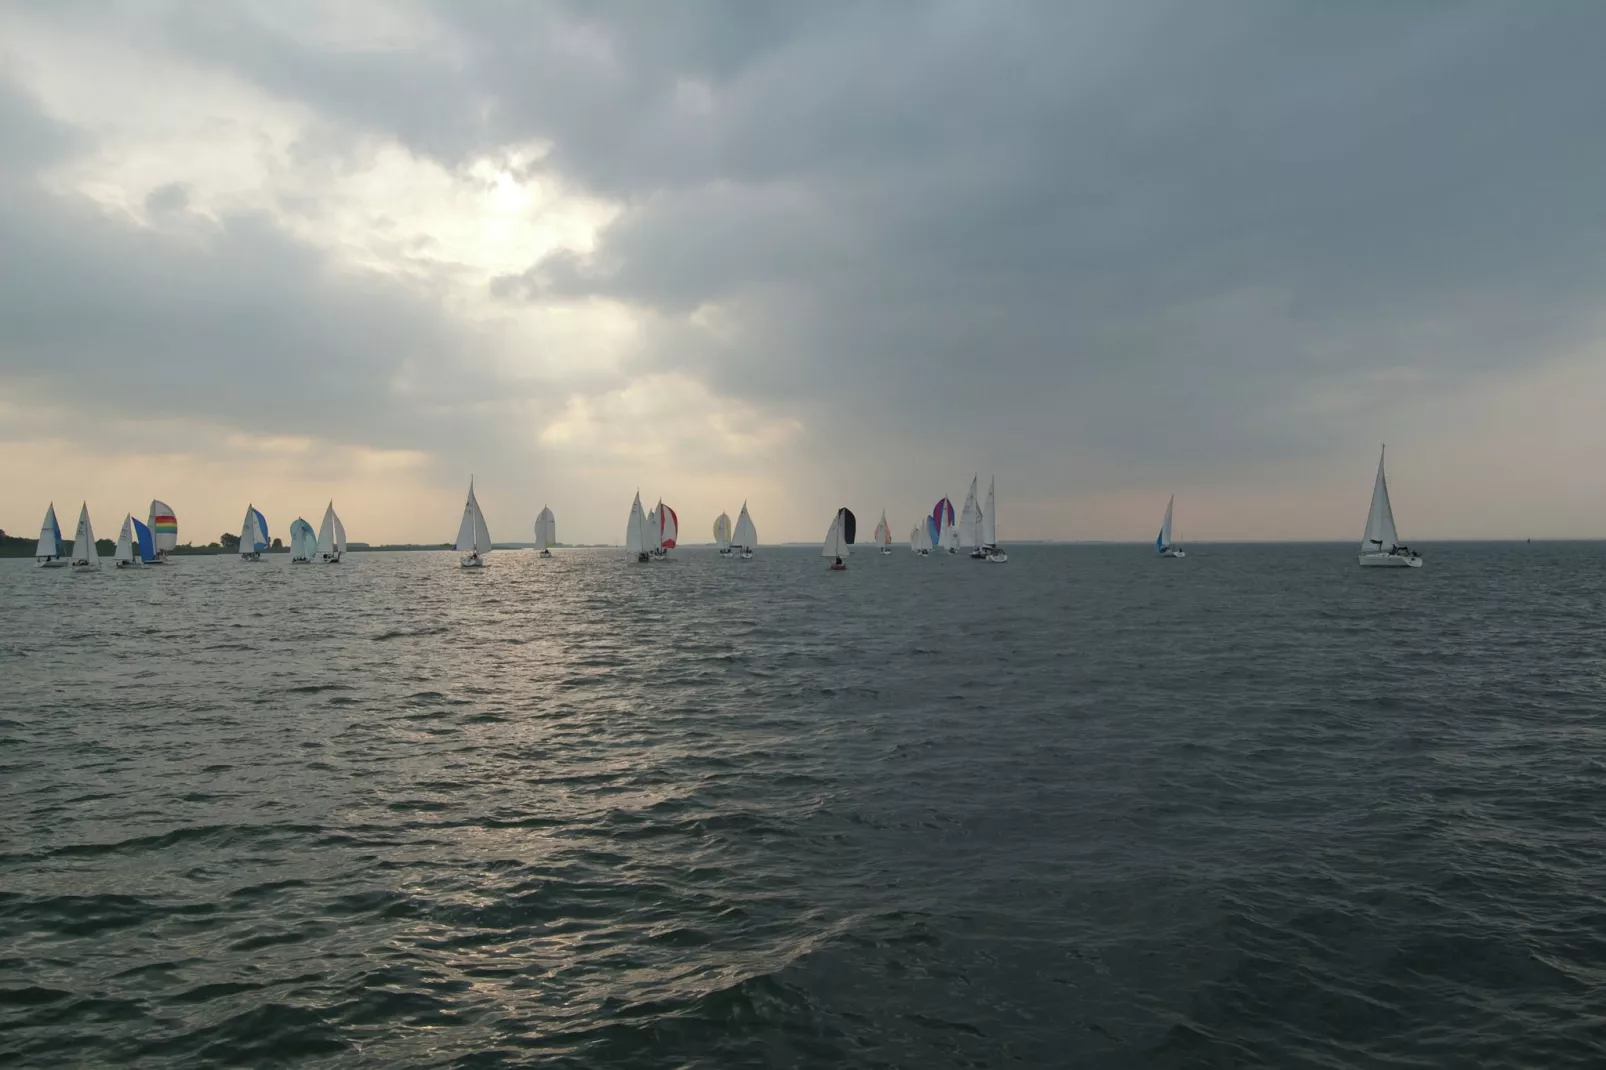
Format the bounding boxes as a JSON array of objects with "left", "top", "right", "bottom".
[{"left": 3, "top": 543, "right": 1604, "bottom": 1067}]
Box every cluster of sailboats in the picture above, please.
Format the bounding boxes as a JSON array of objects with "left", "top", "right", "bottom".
[
  {"left": 35, "top": 501, "right": 177, "bottom": 568},
  {"left": 37, "top": 449, "right": 1423, "bottom": 572}
]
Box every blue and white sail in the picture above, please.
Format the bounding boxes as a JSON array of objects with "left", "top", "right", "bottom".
[{"left": 36, "top": 503, "right": 66, "bottom": 565}]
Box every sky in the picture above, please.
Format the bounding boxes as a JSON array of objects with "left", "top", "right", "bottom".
[{"left": 4, "top": 1, "right": 1606, "bottom": 546}]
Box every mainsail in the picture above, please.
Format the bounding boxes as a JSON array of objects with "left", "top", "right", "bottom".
[
  {"left": 456, "top": 480, "right": 491, "bottom": 554},
  {"left": 627, "top": 493, "right": 653, "bottom": 555},
  {"left": 982, "top": 477, "right": 997, "bottom": 548},
  {"left": 71, "top": 503, "right": 99, "bottom": 565},
  {"left": 36, "top": 503, "right": 65, "bottom": 560},
  {"left": 534, "top": 506, "right": 556, "bottom": 549},
  {"left": 317, "top": 501, "right": 345, "bottom": 560},
  {"left": 1157, "top": 495, "right": 1175, "bottom": 554},
  {"left": 959, "top": 477, "right": 981, "bottom": 549},
  {"left": 732, "top": 502, "right": 757, "bottom": 552},
  {"left": 114, "top": 514, "right": 139, "bottom": 565},
  {"left": 909, "top": 526, "right": 922, "bottom": 552},
  {"left": 1360, "top": 447, "right": 1399, "bottom": 553}
]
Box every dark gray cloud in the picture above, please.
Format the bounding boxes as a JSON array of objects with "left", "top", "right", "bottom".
[{"left": 5, "top": 1, "right": 1606, "bottom": 528}]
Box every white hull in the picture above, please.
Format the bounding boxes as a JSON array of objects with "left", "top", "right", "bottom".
[
  {"left": 881, "top": 547, "right": 892, "bottom": 555},
  {"left": 38, "top": 559, "right": 68, "bottom": 568},
  {"left": 1159, "top": 549, "right": 1185, "bottom": 558},
  {"left": 460, "top": 555, "right": 486, "bottom": 568},
  {"left": 986, "top": 550, "right": 1009, "bottom": 563},
  {"left": 1359, "top": 552, "right": 1422, "bottom": 568},
  {"left": 321, "top": 554, "right": 342, "bottom": 564}
]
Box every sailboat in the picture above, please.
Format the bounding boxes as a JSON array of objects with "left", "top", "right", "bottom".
[
  {"left": 732, "top": 501, "right": 757, "bottom": 559},
  {"left": 456, "top": 479, "right": 492, "bottom": 567},
  {"left": 1359, "top": 446, "right": 1422, "bottom": 568},
  {"left": 627, "top": 492, "right": 653, "bottom": 562},
  {"left": 932, "top": 497, "right": 957, "bottom": 554},
  {"left": 289, "top": 518, "right": 316, "bottom": 563},
  {"left": 823, "top": 507, "right": 855, "bottom": 569},
  {"left": 960, "top": 476, "right": 985, "bottom": 558},
  {"left": 317, "top": 502, "right": 345, "bottom": 563},
  {"left": 910, "top": 526, "right": 925, "bottom": 555},
  {"left": 70, "top": 503, "right": 99, "bottom": 568},
  {"left": 534, "top": 506, "right": 556, "bottom": 558},
  {"left": 113, "top": 514, "right": 143, "bottom": 569},
  {"left": 982, "top": 477, "right": 1007, "bottom": 562},
  {"left": 874, "top": 510, "right": 893, "bottom": 555},
  {"left": 147, "top": 500, "right": 177, "bottom": 563},
  {"left": 650, "top": 501, "right": 679, "bottom": 559},
  {"left": 1156, "top": 495, "right": 1184, "bottom": 558},
  {"left": 36, "top": 503, "right": 67, "bottom": 567},
  {"left": 238, "top": 505, "right": 269, "bottom": 561},
  {"left": 714, "top": 512, "right": 733, "bottom": 557}
]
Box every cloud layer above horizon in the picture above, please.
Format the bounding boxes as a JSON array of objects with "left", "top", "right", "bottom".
[{"left": 5, "top": 0, "right": 1606, "bottom": 545}]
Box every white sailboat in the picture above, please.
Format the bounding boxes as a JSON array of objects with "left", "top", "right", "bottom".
[
  {"left": 238, "top": 505, "right": 269, "bottom": 561},
  {"left": 70, "top": 503, "right": 99, "bottom": 568},
  {"left": 909, "top": 525, "right": 926, "bottom": 555},
  {"left": 534, "top": 506, "right": 556, "bottom": 558},
  {"left": 113, "top": 514, "right": 142, "bottom": 569},
  {"left": 456, "top": 479, "right": 492, "bottom": 567},
  {"left": 714, "top": 512, "right": 733, "bottom": 557},
  {"left": 982, "top": 477, "right": 1007, "bottom": 562},
  {"left": 627, "top": 492, "right": 653, "bottom": 562},
  {"left": 36, "top": 503, "right": 67, "bottom": 567},
  {"left": 1359, "top": 446, "right": 1422, "bottom": 568},
  {"left": 823, "top": 507, "right": 855, "bottom": 569},
  {"left": 874, "top": 510, "right": 893, "bottom": 555},
  {"left": 147, "top": 500, "right": 177, "bottom": 563},
  {"left": 317, "top": 502, "right": 345, "bottom": 563},
  {"left": 289, "top": 518, "right": 315, "bottom": 563},
  {"left": 1156, "top": 495, "right": 1184, "bottom": 558},
  {"left": 960, "top": 476, "right": 985, "bottom": 557},
  {"left": 732, "top": 501, "right": 757, "bottom": 559}
]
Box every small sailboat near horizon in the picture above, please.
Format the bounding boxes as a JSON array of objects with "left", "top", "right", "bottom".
[
  {"left": 627, "top": 493, "right": 654, "bottom": 562},
  {"left": 1359, "top": 446, "right": 1422, "bottom": 568},
  {"left": 289, "top": 518, "right": 316, "bottom": 563},
  {"left": 732, "top": 501, "right": 757, "bottom": 559},
  {"left": 823, "top": 507, "right": 855, "bottom": 569},
  {"left": 874, "top": 510, "right": 893, "bottom": 555},
  {"left": 317, "top": 502, "right": 346, "bottom": 563},
  {"left": 456, "top": 479, "right": 492, "bottom": 567},
  {"left": 909, "top": 525, "right": 927, "bottom": 555},
  {"left": 113, "top": 514, "right": 146, "bottom": 569},
  {"left": 961, "top": 476, "right": 986, "bottom": 558},
  {"left": 147, "top": 500, "right": 177, "bottom": 563},
  {"left": 70, "top": 503, "right": 99, "bottom": 568},
  {"left": 238, "top": 505, "right": 269, "bottom": 562},
  {"left": 715, "top": 511, "right": 733, "bottom": 557},
  {"left": 981, "top": 476, "right": 1007, "bottom": 562},
  {"left": 535, "top": 505, "right": 556, "bottom": 558},
  {"left": 36, "top": 503, "right": 67, "bottom": 567},
  {"left": 650, "top": 500, "right": 679, "bottom": 560},
  {"left": 933, "top": 497, "right": 957, "bottom": 555},
  {"left": 1156, "top": 495, "right": 1185, "bottom": 558}
]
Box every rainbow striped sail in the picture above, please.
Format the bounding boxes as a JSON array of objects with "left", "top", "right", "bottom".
[{"left": 147, "top": 500, "right": 178, "bottom": 556}]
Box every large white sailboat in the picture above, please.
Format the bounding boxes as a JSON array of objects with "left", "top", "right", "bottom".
[
  {"left": 874, "top": 510, "right": 893, "bottom": 555},
  {"left": 1359, "top": 446, "right": 1422, "bottom": 568},
  {"left": 960, "top": 477, "right": 985, "bottom": 557},
  {"left": 36, "top": 503, "right": 67, "bottom": 567},
  {"left": 982, "top": 477, "right": 1007, "bottom": 562},
  {"left": 113, "top": 514, "right": 143, "bottom": 569},
  {"left": 70, "top": 503, "right": 99, "bottom": 568},
  {"left": 732, "top": 502, "right": 757, "bottom": 559},
  {"left": 714, "top": 512, "right": 733, "bottom": 557},
  {"left": 317, "top": 502, "right": 346, "bottom": 563},
  {"left": 456, "top": 479, "right": 492, "bottom": 568},
  {"left": 289, "top": 518, "right": 316, "bottom": 563},
  {"left": 823, "top": 507, "right": 855, "bottom": 569},
  {"left": 627, "top": 492, "right": 654, "bottom": 562},
  {"left": 534, "top": 506, "right": 556, "bottom": 558},
  {"left": 238, "top": 505, "right": 269, "bottom": 561},
  {"left": 1156, "top": 495, "right": 1185, "bottom": 558},
  {"left": 909, "top": 525, "right": 927, "bottom": 555}
]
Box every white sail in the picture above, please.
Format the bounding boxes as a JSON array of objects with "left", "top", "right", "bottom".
[
  {"left": 732, "top": 502, "right": 757, "bottom": 550},
  {"left": 114, "top": 514, "right": 137, "bottom": 565},
  {"left": 959, "top": 477, "right": 981, "bottom": 548},
  {"left": 874, "top": 510, "right": 892, "bottom": 546},
  {"left": 147, "top": 500, "right": 177, "bottom": 556},
  {"left": 944, "top": 518, "right": 960, "bottom": 552},
  {"left": 909, "top": 525, "right": 922, "bottom": 552},
  {"left": 1360, "top": 447, "right": 1399, "bottom": 553},
  {"left": 714, "top": 512, "right": 732, "bottom": 549},
  {"left": 1158, "top": 495, "right": 1175, "bottom": 552},
  {"left": 982, "top": 477, "right": 996, "bottom": 547},
  {"left": 534, "top": 506, "right": 556, "bottom": 549},
  {"left": 37, "top": 503, "right": 64, "bottom": 560},
  {"left": 821, "top": 511, "right": 846, "bottom": 557},
  {"left": 72, "top": 503, "right": 99, "bottom": 565},
  {"left": 333, "top": 512, "right": 346, "bottom": 554},
  {"left": 316, "top": 503, "right": 338, "bottom": 557},
  {"left": 290, "top": 518, "right": 315, "bottom": 561},
  {"left": 627, "top": 493, "right": 653, "bottom": 554},
  {"left": 645, "top": 505, "right": 660, "bottom": 550},
  {"left": 456, "top": 480, "right": 491, "bottom": 554}
]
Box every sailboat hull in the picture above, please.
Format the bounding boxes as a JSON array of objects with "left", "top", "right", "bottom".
[
  {"left": 1359, "top": 553, "right": 1422, "bottom": 568},
  {"left": 460, "top": 555, "right": 487, "bottom": 568},
  {"left": 38, "top": 560, "right": 68, "bottom": 568}
]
